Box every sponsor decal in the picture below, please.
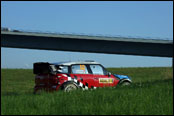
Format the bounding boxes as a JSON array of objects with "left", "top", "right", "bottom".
[
  {"left": 99, "top": 78, "right": 113, "bottom": 83},
  {"left": 80, "top": 65, "right": 85, "bottom": 70}
]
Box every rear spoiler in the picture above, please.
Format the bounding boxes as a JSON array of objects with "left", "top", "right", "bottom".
[{"left": 33, "top": 62, "right": 50, "bottom": 74}]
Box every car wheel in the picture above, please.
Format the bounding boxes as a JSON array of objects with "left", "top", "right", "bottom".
[
  {"left": 121, "top": 81, "right": 131, "bottom": 86},
  {"left": 63, "top": 83, "right": 77, "bottom": 92}
]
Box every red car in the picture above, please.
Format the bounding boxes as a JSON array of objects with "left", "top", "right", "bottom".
[{"left": 33, "top": 61, "right": 131, "bottom": 93}]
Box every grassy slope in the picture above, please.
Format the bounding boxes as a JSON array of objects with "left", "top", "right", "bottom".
[{"left": 1, "top": 67, "right": 173, "bottom": 115}]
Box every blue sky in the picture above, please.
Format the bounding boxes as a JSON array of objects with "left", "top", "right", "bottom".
[{"left": 1, "top": 1, "right": 173, "bottom": 68}]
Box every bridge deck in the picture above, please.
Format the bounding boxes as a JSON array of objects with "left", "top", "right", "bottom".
[{"left": 1, "top": 31, "right": 173, "bottom": 57}]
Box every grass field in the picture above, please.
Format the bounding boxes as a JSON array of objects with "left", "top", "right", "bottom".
[{"left": 1, "top": 67, "right": 173, "bottom": 115}]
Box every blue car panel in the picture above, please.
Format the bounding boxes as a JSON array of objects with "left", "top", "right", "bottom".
[{"left": 113, "top": 74, "right": 132, "bottom": 81}]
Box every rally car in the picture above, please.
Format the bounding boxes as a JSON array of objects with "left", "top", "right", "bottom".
[{"left": 33, "top": 61, "right": 132, "bottom": 93}]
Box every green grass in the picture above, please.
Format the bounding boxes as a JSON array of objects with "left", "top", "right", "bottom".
[{"left": 1, "top": 67, "right": 173, "bottom": 115}]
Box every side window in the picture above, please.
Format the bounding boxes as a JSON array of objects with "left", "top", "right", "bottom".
[
  {"left": 61, "top": 66, "right": 69, "bottom": 73},
  {"left": 71, "top": 65, "right": 89, "bottom": 74},
  {"left": 55, "top": 65, "right": 69, "bottom": 73},
  {"left": 90, "top": 65, "right": 104, "bottom": 75}
]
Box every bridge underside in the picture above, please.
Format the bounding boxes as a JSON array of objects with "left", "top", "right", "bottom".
[{"left": 1, "top": 32, "right": 173, "bottom": 57}]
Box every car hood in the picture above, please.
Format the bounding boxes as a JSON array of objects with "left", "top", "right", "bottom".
[{"left": 113, "top": 74, "right": 131, "bottom": 80}]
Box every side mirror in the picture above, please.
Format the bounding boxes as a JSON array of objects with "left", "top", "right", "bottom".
[{"left": 108, "top": 72, "right": 111, "bottom": 77}]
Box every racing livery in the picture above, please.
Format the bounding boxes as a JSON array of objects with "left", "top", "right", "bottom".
[{"left": 33, "top": 61, "right": 132, "bottom": 93}]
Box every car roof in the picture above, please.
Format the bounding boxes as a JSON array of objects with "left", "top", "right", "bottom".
[{"left": 50, "top": 61, "right": 100, "bottom": 66}]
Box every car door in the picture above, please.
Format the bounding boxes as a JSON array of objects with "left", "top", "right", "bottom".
[
  {"left": 70, "top": 64, "right": 95, "bottom": 88},
  {"left": 89, "top": 64, "right": 115, "bottom": 87}
]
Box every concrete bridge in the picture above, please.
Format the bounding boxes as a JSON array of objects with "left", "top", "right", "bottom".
[{"left": 1, "top": 30, "right": 173, "bottom": 57}]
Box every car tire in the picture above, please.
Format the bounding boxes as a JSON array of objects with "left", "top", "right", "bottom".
[
  {"left": 120, "top": 81, "right": 131, "bottom": 86},
  {"left": 63, "top": 83, "right": 78, "bottom": 92}
]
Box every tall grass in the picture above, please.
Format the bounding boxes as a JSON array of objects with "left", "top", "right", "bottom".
[{"left": 1, "top": 67, "right": 173, "bottom": 115}]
